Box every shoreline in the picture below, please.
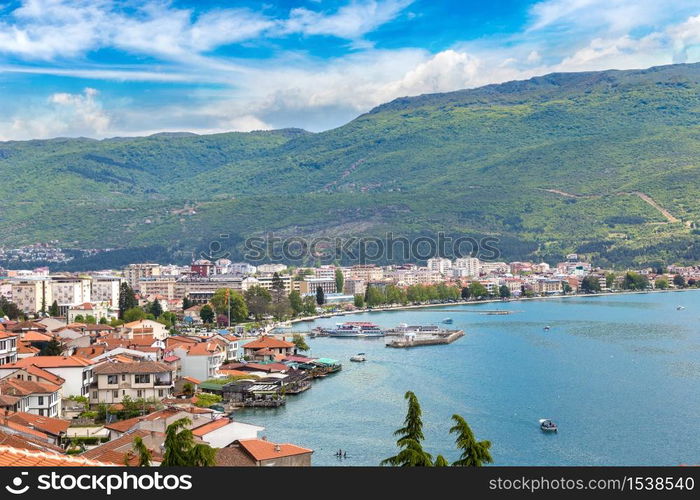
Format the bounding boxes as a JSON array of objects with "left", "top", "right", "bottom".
[{"left": 287, "top": 287, "right": 699, "bottom": 326}]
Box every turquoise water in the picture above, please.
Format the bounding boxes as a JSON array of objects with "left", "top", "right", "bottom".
[{"left": 237, "top": 291, "right": 700, "bottom": 466}]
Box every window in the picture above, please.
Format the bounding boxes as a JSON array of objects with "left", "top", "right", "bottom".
[
  {"left": 107, "top": 375, "right": 118, "bottom": 385},
  {"left": 121, "top": 374, "right": 126, "bottom": 381},
  {"left": 92, "top": 391, "right": 98, "bottom": 399},
  {"left": 38, "top": 396, "right": 44, "bottom": 405},
  {"left": 135, "top": 374, "right": 150, "bottom": 384},
  {"left": 158, "top": 389, "right": 164, "bottom": 397},
  {"left": 113, "top": 390, "right": 119, "bottom": 398},
  {"left": 137, "top": 390, "right": 144, "bottom": 398}
]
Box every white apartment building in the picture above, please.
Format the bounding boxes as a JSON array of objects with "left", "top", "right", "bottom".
[
  {"left": 0, "top": 332, "right": 18, "bottom": 366},
  {"left": 50, "top": 276, "right": 92, "bottom": 308},
  {"left": 91, "top": 276, "right": 125, "bottom": 308},
  {"left": 173, "top": 342, "right": 226, "bottom": 381},
  {"left": 0, "top": 378, "right": 62, "bottom": 417},
  {"left": 427, "top": 258, "right": 453, "bottom": 275},
  {"left": 0, "top": 356, "right": 95, "bottom": 397},
  {"left": 124, "top": 263, "right": 162, "bottom": 290},
  {"left": 454, "top": 257, "right": 480, "bottom": 277},
  {"left": 256, "top": 264, "right": 287, "bottom": 274},
  {"left": 10, "top": 279, "right": 51, "bottom": 314}
]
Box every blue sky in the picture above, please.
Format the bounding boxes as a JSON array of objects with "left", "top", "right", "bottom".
[{"left": 0, "top": 0, "right": 699, "bottom": 139}]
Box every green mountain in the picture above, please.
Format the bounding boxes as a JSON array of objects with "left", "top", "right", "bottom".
[{"left": 2, "top": 63, "right": 700, "bottom": 269}]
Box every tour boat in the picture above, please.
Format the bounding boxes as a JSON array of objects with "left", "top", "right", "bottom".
[
  {"left": 327, "top": 322, "right": 385, "bottom": 337},
  {"left": 350, "top": 353, "right": 367, "bottom": 362},
  {"left": 539, "top": 419, "right": 558, "bottom": 432}
]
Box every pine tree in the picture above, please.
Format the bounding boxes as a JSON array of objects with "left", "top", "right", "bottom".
[
  {"left": 381, "top": 391, "right": 433, "bottom": 466},
  {"left": 335, "top": 268, "right": 344, "bottom": 294},
  {"left": 118, "top": 282, "right": 138, "bottom": 319},
  {"left": 200, "top": 304, "right": 215, "bottom": 324},
  {"left": 41, "top": 336, "right": 63, "bottom": 356},
  {"left": 48, "top": 300, "right": 60, "bottom": 317},
  {"left": 316, "top": 286, "right": 325, "bottom": 306},
  {"left": 150, "top": 299, "right": 163, "bottom": 318},
  {"left": 130, "top": 436, "right": 152, "bottom": 466},
  {"left": 449, "top": 414, "right": 493, "bottom": 467}
]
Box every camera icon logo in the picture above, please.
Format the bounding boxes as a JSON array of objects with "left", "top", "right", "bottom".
[{"left": 5, "top": 472, "right": 29, "bottom": 495}]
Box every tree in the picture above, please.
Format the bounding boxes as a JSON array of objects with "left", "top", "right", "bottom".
[
  {"left": 460, "top": 286, "right": 471, "bottom": 300},
  {"left": 381, "top": 391, "right": 433, "bottom": 467},
  {"left": 622, "top": 271, "right": 649, "bottom": 290},
  {"left": 150, "top": 299, "right": 163, "bottom": 318},
  {"left": 289, "top": 290, "right": 303, "bottom": 316},
  {"left": 365, "top": 285, "right": 385, "bottom": 307},
  {"left": 244, "top": 286, "right": 272, "bottom": 320},
  {"left": 580, "top": 275, "right": 601, "bottom": 293},
  {"left": 302, "top": 296, "right": 317, "bottom": 315},
  {"left": 655, "top": 278, "right": 669, "bottom": 290},
  {"left": 316, "top": 286, "right": 325, "bottom": 306},
  {"left": 48, "top": 300, "right": 60, "bottom": 317},
  {"left": 211, "top": 289, "right": 248, "bottom": 323},
  {"left": 468, "top": 282, "right": 488, "bottom": 299},
  {"left": 498, "top": 285, "right": 511, "bottom": 298},
  {"left": 605, "top": 273, "right": 616, "bottom": 290},
  {"left": 161, "top": 418, "right": 216, "bottom": 466},
  {"left": 41, "top": 336, "right": 63, "bottom": 356},
  {"left": 449, "top": 414, "right": 493, "bottom": 467},
  {"left": 271, "top": 272, "right": 286, "bottom": 293},
  {"left": 292, "top": 333, "right": 310, "bottom": 352},
  {"left": 130, "top": 436, "right": 152, "bottom": 467},
  {"left": 84, "top": 315, "right": 96, "bottom": 324},
  {"left": 199, "top": 304, "right": 214, "bottom": 324},
  {"left": 434, "top": 455, "right": 450, "bottom": 466},
  {"left": 335, "top": 268, "right": 344, "bottom": 294},
  {"left": 123, "top": 307, "right": 146, "bottom": 322},
  {"left": 673, "top": 274, "right": 686, "bottom": 288},
  {"left": 99, "top": 317, "right": 108, "bottom": 324},
  {"left": 182, "top": 295, "right": 193, "bottom": 311},
  {"left": 562, "top": 282, "right": 572, "bottom": 294},
  {"left": 353, "top": 294, "right": 365, "bottom": 308},
  {"left": 118, "top": 282, "right": 138, "bottom": 319},
  {"left": 182, "top": 383, "right": 195, "bottom": 397},
  {"left": 0, "top": 298, "right": 21, "bottom": 320},
  {"left": 74, "top": 315, "right": 85, "bottom": 323}
]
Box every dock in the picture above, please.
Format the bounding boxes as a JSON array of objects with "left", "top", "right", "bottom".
[{"left": 385, "top": 329, "right": 464, "bottom": 348}]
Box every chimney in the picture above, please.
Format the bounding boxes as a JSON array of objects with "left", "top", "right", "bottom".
[{"left": 274, "top": 444, "right": 281, "bottom": 453}]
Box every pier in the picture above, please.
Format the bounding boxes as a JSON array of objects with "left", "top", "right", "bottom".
[{"left": 385, "top": 329, "right": 464, "bottom": 348}]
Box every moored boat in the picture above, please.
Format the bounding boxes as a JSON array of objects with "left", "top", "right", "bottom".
[
  {"left": 350, "top": 353, "right": 366, "bottom": 362},
  {"left": 442, "top": 317, "right": 453, "bottom": 324},
  {"left": 326, "top": 322, "right": 384, "bottom": 337},
  {"left": 539, "top": 419, "right": 558, "bottom": 432}
]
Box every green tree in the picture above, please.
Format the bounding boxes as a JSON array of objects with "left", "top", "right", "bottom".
[
  {"left": 182, "top": 295, "right": 193, "bottom": 311},
  {"left": 123, "top": 307, "right": 146, "bottom": 322},
  {"left": 673, "top": 274, "right": 686, "bottom": 288},
  {"left": 244, "top": 286, "right": 272, "bottom": 320},
  {"left": 99, "top": 317, "right": 108, "bottom": 324},
  {"left": 130, "top": 436, "right": 152, "bottom": 467},
  {"left": 41, "top": 336, "right": 63, "bottom": 356},
  {"left": 460, "top": 286, "right": 471, "bottom": 300},
  {"left": 468, "top": 282, "right": 488, "bottom": 299},
  {"left": 48, "top": 300, "right": 60, "bottom": 317},
  {"left": 161, "top": 418, "right": 216, "bottom": 466},
  {"left": 381, "top": 391, "right": 433, "bottom": 467},
  {"left": 211, "top": 289, "right": 248, "bottom": 323},
  {"left": 655, "top": 278, "right": 669, "bottom": 290},
  {"left": 199, "top": 304, "right": 214, "bottom": 324},
  {"left": 289, "top": 290, "right": 303, "bottom": 316},
  {"left": 302, "top": 296, "right": 317, "bottom": 315},
  {"left": 365, "top": 285, "right": 385, "bottom": 307},
  {"left": 118, "top": 282, "right": 138, "bottom": 319},
  {"left": 353, "top": 294, "right": 365, "bottom": 308},
  {"left": 335, "top": 268, "right": 344, "bottom": 294},
  {"left": 292, "top": 333, "right": 310, "bottom": 352},
  {"left": 0, "top": 298, "right": 21, "bottom": 320},
  {"left": 580, "top": 275, "right": 601, "bottom": 293},
  {"left": 315, "top": 286, "right": 325, "bottom": 306},
  {"left": 84, "top": 315, "right": 96, "bottom": 324},
  {"left": 605, "top": 273, "right": 616, "bottom": 290},
  {"left": 74, "top": 314, "right": 85, "bottom": 323},
  {"left": 150, "top": 299, "right": 163, "bottom": 318},
  {"left": 562, "top": 282, "right": 572, "bottom": 294},
  {"left": 449, "top": 414, "right": 493, "bottom": 467},
  {"left": 182, "top": 383, "right": 195, "bottom": 397},
  {"left": 498, "top": 285, "right": 511, "bottom": 298},
  {"left": 622, "top": 271, "right": 649, "bottom": 290},
  {"left": 434, "top": 455, "right": 450, "bottom": 466}
]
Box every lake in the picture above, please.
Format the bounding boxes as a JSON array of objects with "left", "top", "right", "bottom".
[{"left": 236, "top": 291, "right": 700, "bottom": 466}]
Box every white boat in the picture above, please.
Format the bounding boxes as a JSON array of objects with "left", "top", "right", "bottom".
[
  {"left": 327, "top": 322, "right": 384, "bottom": 337},
  {"left": 676, "top": 305, "right": 685, "bottom": 311},
  {"left": 350, "top": 353, "right": 366, "bottom": 362},
  {"left": 543, "top": 325, "right": 551, "bottom": 331},
  {"left": 539, "top": 419, "right": 558, "bottom": 432}
]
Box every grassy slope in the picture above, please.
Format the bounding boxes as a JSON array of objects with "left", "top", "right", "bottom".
[{"left": 1, "top": 63, "right": 699, "bottom": 267}]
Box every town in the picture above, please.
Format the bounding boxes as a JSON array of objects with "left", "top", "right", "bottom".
[{"left": 0, "top": 254, "right": 698, "bottom": 467}]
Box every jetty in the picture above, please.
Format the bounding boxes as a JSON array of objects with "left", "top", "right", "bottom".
[{"left": 385, "top": 329, "right": 464, "bottom": 348}]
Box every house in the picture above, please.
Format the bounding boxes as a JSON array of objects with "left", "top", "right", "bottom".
[
  {"left": 0, "top": 410, "right": 70, "bottom": 445},
  {"left": 123, "top": 319, "right": 169, "bottom": 340},
  {"left": 242, "top": 336, "right": 295, "bottom": 360},
  {"left": 0, "top": 331, "right": 18, "bottom": 366},
  {"left": 216, "top": 438, "right": 313, "bottom": 466},
  {"left": 81, "top": 429, "right": 166, "bottom": 465},
  {"left": 0, "top": 444, "right": 109, "bottom": 466},
  {"left": 172, "top": 341, "right": 226, "bottom": 381},
  {"left": 90, "top": 361, "right": 175, "bottom": 405},
  {"left": 0, "top": 356, "right": 94, "bottom": 397},
  {"left": 0, "top": 378, "right": 61, "bottom": 417},
  {"left": 66, "top": 302, "right": 110, "bottom": 323},
  {"left": 190, "top": 417, "right": 264, "bottom": 448}
]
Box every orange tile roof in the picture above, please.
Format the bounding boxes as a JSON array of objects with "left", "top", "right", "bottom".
[
  {"left": 81, "top": 429, "right": 165, "bottom": 465},
  {"left": 104, "top": 407, "right": 183, "bottom": 433},
  {"left": 0, "top": 419, "right": 50, "bottom": 439},
  {"left": 0, "top": 429, "right": 63, "bottom": 453},
  {"left": 6, "top": 355, "right": 94, "bottom": 368},
  {"left": 243, "top": 336, "right": 295, "bottom": 349},
  {"left": 6, "top": 411, "right": 70, "bottom": 436},
  {"left": 237, "top": 439, "right": 313, "bottom": 462},
  {"left": 22, "top": 365, "right": 65, "bottom": 385},
  {"left": 22, "top": 331, "right": 53, "bottom": 342},
  {"left": 74, "top": 345, "right": 107, "bottom": 358},
  {"left": 191, "top": 418, "right": 231, "bottom": 436},
  {"left": 17, "top": 343, "right": 40, "bottom": 354},
  {"left": 182, "top": 376, "right": 201, "bottom": 384},
  {"left": 0, "top": 445, "right": 111, "bottom": 466},
  {"left": 185, "top": 342, "right": 223, "bottom": 356},
  {"left": 0, "top": 378, "right": 61, "bottom": 396}
]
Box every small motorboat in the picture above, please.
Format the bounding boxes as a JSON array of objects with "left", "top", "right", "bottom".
[
  {"left": 539, "top": 419, "right": 558, "bottom": 432},
  {"left": 442, "top": 318, "right": 453, "bottom": 324},
  {"left": 676, "top": 305, "right": 685, "bottom": 311},
  {"left": 543, "top": 325, "right": 551, "bottom": 331},
  {"left": 350, "top": 353, "right": 366, "bottom": 362}
]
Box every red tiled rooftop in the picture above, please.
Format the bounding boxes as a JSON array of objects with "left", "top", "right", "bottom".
[
  {"left": 0, "top": 445, "right": 110, "bottom": 466},
  {"left": 243, "top": 336, "right": 294, "bottom": 349},
  {"left": 237, "top": 439, "right": 313, "bottom": 461}
]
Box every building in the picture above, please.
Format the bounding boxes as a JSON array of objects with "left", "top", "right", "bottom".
[
  {"left": 123, "top": 319, "right": 169, "bottom": 340},
  {"left": 0, "top": 356, "right": 94, "bottom": 397},
  {"left": 243, "top": 336, "right": 295, "bottom": 360},
  {"left": 67, "top": 302, "right": 110, "bottom": 323},
  {"left": 217, "top": 439, "right": 313, "bottom": 466},
  {"left": 454, "top": 257, "right": 480, "bottom": 277},
  {"left": 172, "top": 341, "right": 226, "bottom": 381},
  {"left": 348, "top": 265, "right": 383, "bottom": 282},
  {"left": 299, "top": 277, "right": 337, "bottom": 296},
  {"left": 256, "top": 264, "right": 287, "bottom": 274},
  {"left": 191, "top": 259, "right": 214, "bottom": 277},
  {"left": 0, "top": 378, "right": 61, "bottom": 417},
  {"left": 91, "top": 276, "right": 124, "bottom": 308},
  {"left": 90, "top": 361, "right": 175, "bottom": 404},
  {"left": 10, "top": 279, "right": 51, "bottom": 314},
  {"left": 0, "top": 331, "right": 18, "bottom": 366},
  {"left": 138, "top": 277, "right": 177, "bottom": 301},
  {"left": 427, "top": 257, "right": 452, "bottom": 275},
  {"left": 124, "top": 263, "right": 161, "bottom": 290},
  {"left": 49, "top": 276, "right": 92, "bottom": 309}
]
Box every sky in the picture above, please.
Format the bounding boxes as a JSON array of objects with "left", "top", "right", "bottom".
[{"left": 0, "top": 0, "right": 699, "bottom": 140}]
